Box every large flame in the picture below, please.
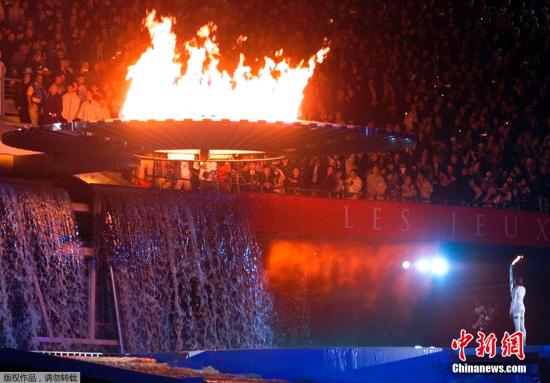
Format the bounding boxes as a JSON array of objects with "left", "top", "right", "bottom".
[{"left": 121, "top": 11, "right": 329, "bottom": 122}]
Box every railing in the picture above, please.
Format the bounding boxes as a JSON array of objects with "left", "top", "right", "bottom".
[
  {"left": 133, "top": 172, "right": 549, "bottom": 213},
  {"left": 0, "top": 77, "right": 21, "bottom": 117}
]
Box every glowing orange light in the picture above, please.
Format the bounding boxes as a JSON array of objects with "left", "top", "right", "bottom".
[
  {"left": 266, "top": 239, "right": 436, "bottom": 314},
  {"left": 121, "top": 11, "right": 329, "bottom": 122}
]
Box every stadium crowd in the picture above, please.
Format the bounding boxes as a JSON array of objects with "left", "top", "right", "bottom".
[{"left": 0, "top": 0, "right": 548, "bottom": 210}]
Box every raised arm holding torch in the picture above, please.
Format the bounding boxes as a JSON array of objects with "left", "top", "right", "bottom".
[{"left": 509, "top": 255, "right": 526, "bottom": 342}]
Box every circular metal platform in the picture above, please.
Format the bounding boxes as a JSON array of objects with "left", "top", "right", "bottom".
[{"left": 1, "top": 119, "right": 415, "bottom": 158}]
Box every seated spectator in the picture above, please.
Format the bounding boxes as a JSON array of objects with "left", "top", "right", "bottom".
[
  {"left": 495, "top": 180, "right": 514, "bottom": 209},
  {"left": 286, "top": 167, "right": 303, "bottom": 195},
  {"left": 482, "top": 186, "right": 499, "bottom": 208},
  {"left": 386, "top": 173, "right": 400, "bottom": 201},
  {"left": 517, "top": 178, "right": 534, "bottom": 210},
  {"left": 457, "top": 168, "right": 474, "bottom": 206},
  {"left": 344, "top": 154, "right": 356, "bottom": 178},
  {"left": 396, "top": 162, "right": 410, "bottom": 183},
  {"left": 76, "top": 75, "right": 88, "bottom": 101},
  {"left": 416, "top": 172, "right": 433, "bottom": 203},
  {"left": 58, "top": 59, "right": 75, "bottom": 84},
  {"left": 401, "top": 175, "right": 417, "bottom": 202},
  {"left": 345, "top": 169, "right": 363, "bottom": 199},
  {"left": 1, "top": 0, "right": 546, "bottom": 212},
  {"left": 366, "top": 166, "right": 387, "bottom": 200},
  {"left": 469, "top": 178, "right": 484, "bottom": 207}
]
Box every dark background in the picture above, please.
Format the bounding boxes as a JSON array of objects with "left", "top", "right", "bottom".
[{"left": 259, "top": 234, "right": 550, "bottom": 347}]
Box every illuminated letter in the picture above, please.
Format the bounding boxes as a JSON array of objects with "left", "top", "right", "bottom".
[
  {"left": 504, "top": 216, "right": 518, "bottom": 239},
  {"left": 476, "top": 214, "right": 485, "bottom": 237},
  {"left": 451, "top": 211, "right": 456, "bottom": 237},
  {"left": 344, "top": 205, "right": 354, "bottom": 229},
  {"left": 373, "top": 207, "right": 382, "bottom": 231},
  {"left": 536, "top": 218, "right": 548, "bottom": 241},
  {"left": 401, "top": 209, "right": 410, "bottom": 232}
]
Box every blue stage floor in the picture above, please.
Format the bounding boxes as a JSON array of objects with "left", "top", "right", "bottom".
[
  {"left": 1, "top": 346, "right": 548, "bottom": 382},
  {"left": 166, "top": 346, "right": 549, "bottom": 383}
]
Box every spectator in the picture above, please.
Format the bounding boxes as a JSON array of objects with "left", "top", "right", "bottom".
[
  {"left": 401, "top": 175, "right": 417, "bottom": 202},
  {"left": 10, "top": 44, "right": 28, "bottom": 72},
  {"left": 306, "top": 157, "right": 322, "bottom": 194},
  {"left": 216, "top": 162, "right": 231, "bottom": 190},
  {"left": 7, "top": 0, "right": 24, "bottom": 26},
  {"left": 517, "top": 178, "right": 534, "bottom": 210},
  {"left": 242, "top": 162, "right": 260, "bottom": 191},
  {"left": 40, "top": 83, "right": 62, "bottom": 124},
  {"left": 98, "top": 97, "right": 111, "bottom": 120},
  {"left": 26, "top": 74, "right": 45, "bottom": 125},
  {"left": 62, "top": 83, "right": 81, "bottom": 122},
  {"left": 15, "top": 72, "right": 31, "bottom": 123},
  {"left": 76, "top": 75, "right": 87, "bottom": 102},
  {"left": 366, "top": 166, "right": 387, "bottom": 200},
  {"left": 287, "top": 167, "right": 303, "bottom": 195},
  {"left": 175, "top": 161, "right": 192, "bottom": 191},
  {"left": 386, "top": 173, "right": 400, "bottom": 201},
  {"left": 273, "top": 167, "right": 286, "bottom": 194},
  {"left": 345, "top": 169, "right": 363, "bottom": 199},
  {"left": 77, "top": 91, "right": 101, "bottom": 121},
  {"left": 59, "top": 59, "right": 75, "bottom": 84},
  {"left": 260, "top": 165, "right": 274, "bottom": 192},
  {"left": 333, "top": 170, "right": 345, "bottom": 199},
  {"left": 416, "top": 172, "right": 433, "bottom": 203},
  {"left": 322, "top": 165, "right": 337, "bottom": 197},
  {"left": 0, "top": 0, "right": 546, "bottom": 211}
]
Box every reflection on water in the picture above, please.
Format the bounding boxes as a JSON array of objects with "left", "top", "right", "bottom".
[
  {"left": 265, "top": 239, "right": 435, "bottom": 346},
  {"left": 99, "top": 190, "right": 272, "bottom": 352}
]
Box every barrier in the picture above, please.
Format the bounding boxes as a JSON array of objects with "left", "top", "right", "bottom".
[{"left": 171, "top": 346, "right": 547, "bottom": 382}]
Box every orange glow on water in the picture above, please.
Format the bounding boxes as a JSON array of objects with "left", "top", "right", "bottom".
[
  {"left": 121, "top": 11, "right": 329, "bottom": 122},
  {"left": 265, "top": 239, "right": 437, "bottom": 316}
]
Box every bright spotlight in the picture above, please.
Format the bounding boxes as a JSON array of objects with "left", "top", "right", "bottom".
[
  {"left": 402, "top": 260, "right": 410, "bottom": 269},
  {"left": 431, "top": 257, "right": 449, "bottom": 276},
  {"left": 416, "top": 258, "right": 431, "bottom": 273}
]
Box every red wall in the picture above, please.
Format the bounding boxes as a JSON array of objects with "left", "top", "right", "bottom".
[{"left": 237, "top": 193, "right": 550, "bottom": 248}]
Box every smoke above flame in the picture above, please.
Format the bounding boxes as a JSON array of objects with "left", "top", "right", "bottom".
[{"left": 121, "top": 11, "right": 329, "bottom": 122}]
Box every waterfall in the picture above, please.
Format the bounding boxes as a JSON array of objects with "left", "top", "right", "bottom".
[
  {"left": 98, "top": 189, "right": 273, "bottom": 353},
  {"left": 0, "top": 182, "right": 88, "bottom": 349}
]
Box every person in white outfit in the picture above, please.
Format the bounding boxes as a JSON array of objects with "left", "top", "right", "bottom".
[
  {"left": 509, "top": 255, "right": 526, "bottom": 342},
  {"left": 62, "top": 83, "right": 81, "bottom": 122},
  {"left": 77, "top": 91, "right": 102, "bottom": 121},
  {"left": 175, "top": 161, "right": 192, "bottom": 191}
]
